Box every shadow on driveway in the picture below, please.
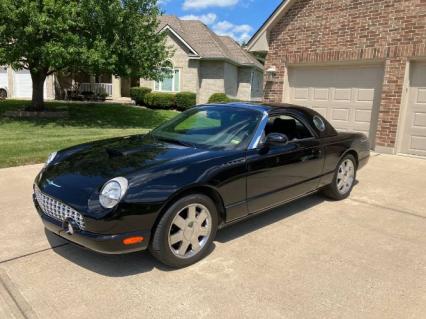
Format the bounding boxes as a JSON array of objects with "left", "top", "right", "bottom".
[{"left": 47, "top": 193, "right": 326, "bottom": 277}]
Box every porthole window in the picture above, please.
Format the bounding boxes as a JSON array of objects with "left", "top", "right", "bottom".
[{"left": 313, "top": 116, "right": 326, "bottom": 132}]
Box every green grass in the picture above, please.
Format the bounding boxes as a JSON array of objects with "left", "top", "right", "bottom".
[{"left": 0, "top": 100, "right": 178, "bottom": 168}]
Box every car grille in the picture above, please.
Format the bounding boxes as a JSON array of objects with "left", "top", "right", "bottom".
[{"left": 34, "top": 186, "right": 86, "bottom": 230}]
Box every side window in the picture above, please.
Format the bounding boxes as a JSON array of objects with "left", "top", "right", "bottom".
[{"left": 264, "top": 115, "right": 313, "bottom": 141}]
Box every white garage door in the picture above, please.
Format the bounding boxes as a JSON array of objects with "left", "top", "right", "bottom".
[
  {"left": 0, "top": 67, "right": 7, "bottom": 89},
  {"left": 401, "top": 62, "right": 426, "bottom": 156},
  {"left": 14, "top": 69, "right": 33, "bottom": 98},
  {"left": 288, "top": 65, "right": 384, "bottom": 146}
]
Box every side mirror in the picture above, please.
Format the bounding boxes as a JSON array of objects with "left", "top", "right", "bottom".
[{"left": 265, "top": 133, "right": 289, "bottom": 146}]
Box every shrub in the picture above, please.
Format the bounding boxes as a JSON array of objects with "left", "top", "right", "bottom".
[
  {"left": 208, "top": 93, "right": 229, "bottom": 103},
  {"left": 176, "top": 92, "right": 196, "bottom": 111},
  {"left": 144, "top": 92, "right": 176, "bottom": 109},
  {"left": 130, "top": 87, "right": 152, "bottom": 105},
  {"left": 208, "top": 93, "right": 241, "bottom": 104}
]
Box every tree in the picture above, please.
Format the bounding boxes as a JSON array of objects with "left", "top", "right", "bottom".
[{"left": 0, "top": 0, "right": 170, "bottom": 111}]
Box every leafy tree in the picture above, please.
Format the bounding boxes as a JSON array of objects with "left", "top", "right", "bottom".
[{"left": 0, "top": 0, "right": 170, "bottom": 110}]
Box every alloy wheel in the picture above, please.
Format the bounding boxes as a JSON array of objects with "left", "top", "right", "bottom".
[
  {"left": 168, "top": 203, "right": 212, "bottom": 259},
  {"left": 336, "top": 159, "right": 355, "bottom": 195}
]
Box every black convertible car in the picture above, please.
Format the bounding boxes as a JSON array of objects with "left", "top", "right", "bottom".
[{"left": 33, "top": 103, "right": 369, "bottom": 267}]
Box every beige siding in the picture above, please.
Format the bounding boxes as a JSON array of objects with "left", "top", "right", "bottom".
[
  {"left": 140, "top": 33, "right": 199, "bottom": 97},
  {"left": 199, "top": 61, "right": 225, "bottom": 104},
  {"left": 224, "top": 63, "right": 238, "bottom": 98},
  {"left": 237, "top": 68, "right": 252, "bottom": 101}
]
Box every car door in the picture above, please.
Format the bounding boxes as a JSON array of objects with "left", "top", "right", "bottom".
[{"left": 246, "top": 112, "right": 324, "bottom": 213}]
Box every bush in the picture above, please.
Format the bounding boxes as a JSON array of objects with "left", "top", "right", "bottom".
[
  {"left": 144, "top": 92, "right": 176, "bottom": 109},
  {"left": 208, "top": 93, "right": 229, "bottom": 103},
  {"left": 176, "top": 92, "right": 196, "bottom": 111},
  {"left": 130, "top": 87, "right": 152, "bottom": 105},
  {"left": 208, "top": 93, "right": 241, "bottom": 104}
]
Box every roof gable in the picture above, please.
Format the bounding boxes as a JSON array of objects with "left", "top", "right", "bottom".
[
  {"left": 246, "top": 0, "right": 298, "bottom": 52},
  {"left": 158, "top": 15, "right": 263, "bottom": 70},
  {"left": 160, "top": 24, "right": 199, "bottom": 57}
]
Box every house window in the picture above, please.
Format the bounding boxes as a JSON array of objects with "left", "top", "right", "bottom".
[{"left": 155, "top": 69, "right": 180, "bottom": 92}]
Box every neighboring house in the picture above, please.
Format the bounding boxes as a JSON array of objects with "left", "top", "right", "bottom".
[
  {"left": 0, "top": 66, "right": 55, "bottom": 100},
  {"left": 140, "top": 16, "right": 264, "bottom": 104},
  {"left": 247, "top": 0, "right": 426, "bottom": 157},
  {"left": 1, "top": 16, "right": 263, "bottom": 104}
]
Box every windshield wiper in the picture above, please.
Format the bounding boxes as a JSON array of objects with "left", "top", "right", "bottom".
[{"left": 155, "top": 137, "right": 196, "bottom": 148}]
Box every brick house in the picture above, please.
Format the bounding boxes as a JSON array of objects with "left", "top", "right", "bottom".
[{"left": 247, "top": 0, "right": 426, "bottom": 156}]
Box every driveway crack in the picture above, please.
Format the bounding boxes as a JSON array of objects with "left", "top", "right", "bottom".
[
  {"left": 0, "top": 243, "right": 69, "bottom": 265},
  {"left": 350, "top": 198, "right": 426, "bottom": 220}
]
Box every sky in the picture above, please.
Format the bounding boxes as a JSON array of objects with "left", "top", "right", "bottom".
[{"left": 158, "top": 0, "right": 283, "bottom": 43}]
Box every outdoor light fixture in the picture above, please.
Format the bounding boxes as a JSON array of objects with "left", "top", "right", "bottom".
[{"left": 266, "top": 66, "right": 277, "bottom": 82}]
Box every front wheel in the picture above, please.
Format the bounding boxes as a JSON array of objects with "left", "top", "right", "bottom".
[
  {"left": 323, "top": 154, "right": 357, "bottom": 200},
  {"left": 149, "top": 194, "right": 218, "bottom": 268}
]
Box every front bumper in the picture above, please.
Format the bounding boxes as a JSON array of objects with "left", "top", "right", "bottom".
[{"left": 34, "top": 198, "right": 150, "bottom": 254}]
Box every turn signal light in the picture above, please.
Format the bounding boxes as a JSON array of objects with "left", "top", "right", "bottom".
[{"left": 122, "top": 236, "right": 144, "bottom": 245}]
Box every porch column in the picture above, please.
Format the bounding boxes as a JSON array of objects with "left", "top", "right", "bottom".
[
  {"left": 7, "top": 66, "right": 14, "bottom": 98},
  {"left": 112, "top": 75, "right": 121, "bottom": 99}
]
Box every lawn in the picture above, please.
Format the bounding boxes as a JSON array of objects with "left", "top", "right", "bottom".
[{"left": 0, "top": 100, "right": 178, "bottom": 168}]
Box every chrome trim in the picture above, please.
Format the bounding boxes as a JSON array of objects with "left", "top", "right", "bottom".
[
  {"left": 248, "top": 111, "right": 269, "bottom": 150},
  {"left": 34, "top": 186, "right": 85, "bottom": 230}
]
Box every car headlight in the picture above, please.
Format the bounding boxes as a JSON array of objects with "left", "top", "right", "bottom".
[
  {"left": 99, "top": 177, "right": 129, "bottom": 209},
  {"left": 45, "top": 151, "right": 57, "bottom": 166}
]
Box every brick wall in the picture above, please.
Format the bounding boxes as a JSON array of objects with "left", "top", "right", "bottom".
[{"left": 264, "top": 0, "right": 426, "bottom": 148}]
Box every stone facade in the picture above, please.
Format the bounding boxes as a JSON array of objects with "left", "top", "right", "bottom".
[
  {"left": 141, "top": 33, "right": 263, "bottom": 104},
  {"left": 262, "top": 0, "right": 426, "bottom": 150}
]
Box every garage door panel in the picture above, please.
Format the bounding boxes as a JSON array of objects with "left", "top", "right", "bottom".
[
  {"left": 417, "top": 88, "right": 426, "bottom": 103},
  {"left": 294, "top": 87, "right": 309, "bottom": 100},
  {"left": 401, "top": 63, "right": 426, "bottom": 156},
  {"left": 333, "top": 88, "right": 351, "bottom": 102},
  {"left": 288, "top": 65, "right": 384, "bottom": 144},
  {"left": 331, "top": 108, "right": 350, "bottom": 121},
  {"left": 413, "top": 112, "right": 426, "bottom": 128},
  {"left": 312, "top": 107, "right": 327, "bottom": 118},
  {"left": 0, "top": 67, "right": 7, "bottom": 88},
  {"left": 313, "top": 88, "right": 329, "bottom": 101},
  {"left": 357, "top": 88, "right": 375, "bottom": 102},
  {"left": 14, "top": 69, "right": 32, "bottom": 98}
]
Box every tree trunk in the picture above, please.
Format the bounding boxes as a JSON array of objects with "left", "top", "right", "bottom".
[{"left": 31, "top": 71, "right": 47, "bottom": 111}]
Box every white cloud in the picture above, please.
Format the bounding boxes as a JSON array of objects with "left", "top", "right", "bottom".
[
  {"left": 212, "top": 20, "right": 253, "bottom": 43},
  {"left": 180, "top": 13, "right": 217, "bottom": 25},
  {"left": 183, "top": 0, "right": 239, "bottom": 10}
]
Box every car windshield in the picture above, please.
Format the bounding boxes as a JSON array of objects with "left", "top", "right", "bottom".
[{"left": 151, "top": 106, "right": 263, "bottom": 150}]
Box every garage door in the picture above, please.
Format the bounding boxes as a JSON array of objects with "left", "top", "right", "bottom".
[
  {"left": 288, "top": 65, "right": 384, "bottom": 146},
  {"left": 401, "top": 62, "right": 426, "bottom": 156},
  {"left": 0, "top": 67, "right": 7, "bottom": 89},
  {"left": 14, "top": 69, "right": 33, "bottom": 98}
]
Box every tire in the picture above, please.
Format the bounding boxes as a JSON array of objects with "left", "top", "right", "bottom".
[
  {"left": 0, "top": 89, "right": 7, "bottom": 100},
  {"left": 149, "top": 194, "right": 218, "bottom": 268},
  {"left": 323, "top": 154, "right": 357, "bottom": 200}
]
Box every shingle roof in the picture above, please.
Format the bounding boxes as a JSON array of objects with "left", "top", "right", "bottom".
[{"left": 158, "top": 16, "right": 263, "bottom": 70}]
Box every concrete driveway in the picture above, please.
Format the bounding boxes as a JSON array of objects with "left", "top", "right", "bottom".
[{"left": 1, "top": 154, "right": 425, "bottom": 319}]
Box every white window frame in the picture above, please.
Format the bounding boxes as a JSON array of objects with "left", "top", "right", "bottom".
[{"left": 154, "top": 68, "right": 181, "bottom": 93}]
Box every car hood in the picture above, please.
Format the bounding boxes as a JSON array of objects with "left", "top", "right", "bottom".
[{"left": 35, "top": 134, "right": 209, "bottom": 213}]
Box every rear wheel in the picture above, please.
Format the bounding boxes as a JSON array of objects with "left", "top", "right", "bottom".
[
  {"left": 323, "top": 154, "right": 357, "bottom": 200},
  {"left": 149, "top": 194, "right": 218, "bottom": 268},
  {"left": 0, "top": 89, "right": 7, "bottom": 100}
]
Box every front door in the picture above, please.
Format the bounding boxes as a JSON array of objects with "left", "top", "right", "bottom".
[{"left": 246, "top": 113, "right": 324, "bottom": 213}]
